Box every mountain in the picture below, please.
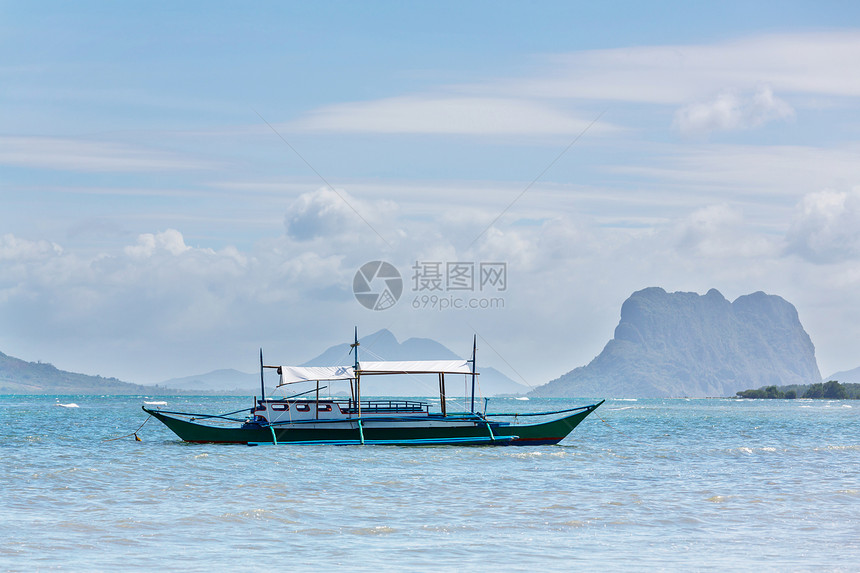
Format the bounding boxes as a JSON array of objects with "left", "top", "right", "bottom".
[
  {"left": 0, "top": 350, "right": 175, "bottom": 395},
  {"left": 159, "top": 369, "right": 262, "bottom": 392},
  {"left": 1, "top": 329, "right": 525, "bottom": 396},
  {"left": 826, "top": 366, "right": 860, "bottom": 384},
  {"left": 531, "top": 287, "right": 822, "bottom": 398},
  {"left": 300, "top": 329, "right": 528, "bottom": 396},
  {"left": 154, "top": 329, "right": 528, "bottom": 396}
]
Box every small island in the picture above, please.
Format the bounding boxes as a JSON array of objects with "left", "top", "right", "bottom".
[{"left": 736, "top": 380, "right": 860, "bottom": 399}]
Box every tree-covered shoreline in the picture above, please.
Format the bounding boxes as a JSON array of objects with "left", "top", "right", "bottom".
[{"left": 736, "top": 380, "right": 860, "bottom": 399}]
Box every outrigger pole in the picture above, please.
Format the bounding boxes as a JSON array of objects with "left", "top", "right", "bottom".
[{"left": 470, "top": 334, "right": 477, "bottom": 414}]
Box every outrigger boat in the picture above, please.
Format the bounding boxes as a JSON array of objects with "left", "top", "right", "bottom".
[{"left": 143, "top": 332, "right": 604, "bottom": 446}]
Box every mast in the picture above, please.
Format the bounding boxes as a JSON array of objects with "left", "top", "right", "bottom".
[
  {"left": 259, "top": 348, "right": 266, "bottom": 403},
  {"left": 469, "top": 335, "right": 477, "bottom": 413},
  {"left": 350, "top": 327, "right": 361, "bottom": 418}
]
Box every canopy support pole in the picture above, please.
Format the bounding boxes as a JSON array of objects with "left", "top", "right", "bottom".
[
  {"left": 351, "top": 327, "right": 361, "bottom": 420},
  {"left": 439, "top": 373, "right": 447, "bottom": 417},
  {"left": 469, "top": 335, "right": 477, "bottom": 414}
]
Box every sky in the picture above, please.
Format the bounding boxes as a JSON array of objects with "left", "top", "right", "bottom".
[{"left": 3, "top": 1, "right": 860, "bottom": 388}]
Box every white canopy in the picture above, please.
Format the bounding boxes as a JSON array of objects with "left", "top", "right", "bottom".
[
  {"left": 276, "top": 360, "right": 475, "bottom": 386},
  {"left": 278, "top": 366, "right": 354, "bottom": 385},
  {"left": 358, "top": 360, "right": 474, "bottom": 375}
]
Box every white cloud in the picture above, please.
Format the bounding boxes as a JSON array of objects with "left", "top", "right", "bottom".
[
  {"left": 0, "top": 234, "right": 63, "bottom": 261},
  {"left": 284, "top": 187, "right": 397, "bottom": 244},
  {"left": 0, "top": 234, "right": 65, "bottom": 305},
  {"left": 613, "top": 143, "right": 860, "bottom": 217},
  {"left": 515, "top": 31, "right": 860, "bottom": 104},
  {"left": 124, "top": 229, "right": 191, "bottom": 258},
  {"left": 785, "top": 188, "right": 860, "bottom": 263},
  {"left": 673, "top": 204, "right": 778, "bottom": 258},
  {"left": 292, "top": 96, "right": 615, "bottom": 136},
  {"left": 674, "top": 86, "right": 795, "bottom": 136},
  {"left": 0, "top": 136, "right": 210, "bottom": 172},
  {"left": 288, "top": 31, "right": 860, "bottom": 139}
]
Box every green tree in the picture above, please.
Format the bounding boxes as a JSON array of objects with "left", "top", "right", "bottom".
[
  {"left": 803, "top": 381, "right": 847, "bottom": 399},
  {"left": 823, "top": 380, "right": 847, "bottom": 399},
  {"left": 764, "top": 385, "right": 783, "bottom": 399},
  {"left": 803, "top": 383, "right": 824, "bottom": 398}
]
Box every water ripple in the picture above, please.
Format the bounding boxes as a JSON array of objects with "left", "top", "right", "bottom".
[{"left": 2, "top": 395, "right": 859, "bottom": 571}]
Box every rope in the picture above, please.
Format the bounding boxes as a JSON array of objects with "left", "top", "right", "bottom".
[
  {"left": 104, "top": 414, "right": 151, "bottom": 442},
  {"left": 594, "top": 410, "right": 627, "bottom": 437}
]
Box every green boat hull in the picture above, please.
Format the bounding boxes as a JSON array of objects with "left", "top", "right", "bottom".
[{"left": 142, "top": 401, "right": 604, "bottom": 446}]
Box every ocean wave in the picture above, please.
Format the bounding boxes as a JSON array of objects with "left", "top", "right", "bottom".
[
  {"left": 350, "top": 526, "right": 396, "bottom": 535},
  {"left": 813, "top": 444, "right": 860, "bottom": 452}
]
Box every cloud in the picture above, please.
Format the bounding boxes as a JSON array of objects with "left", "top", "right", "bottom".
[
  {"left": 292, "top": 96, "right": 614, "bottom": 136},
  {"left": 124, "top": 229, "right": 191, "bottom": 258},
  {"left": 0, "top": 234, "right": 63, "bottom": 261},
  {"left": 785, "top": 188, "right": 860, "bottom": 263},
  {"left": 285, "top": 31, "right": 859, "bottom": 140},
  {"left": 674, "top": 87, "right": 795, "bottom": 136},
  {"left": 613, "top": 143, "right": 860, "bottom": 214},
  {"left": 515, "top": 31, "right": 860, "bottom": 104},
  {"left": 672, "top": 204, "right": 777, "bottom": 258},
  {"left": 0, "top": 234, "right": 66, "bottom": 305},
  {"left": 284, "top": 187, "right": 396, "bottom": 243},
  {"left": 0, "top": 136, "right": 211, "bottom": 172}
]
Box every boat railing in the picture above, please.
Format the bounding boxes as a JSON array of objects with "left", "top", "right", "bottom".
[{"left": 341, "top": 399, "right": 429, "bottom": 415}]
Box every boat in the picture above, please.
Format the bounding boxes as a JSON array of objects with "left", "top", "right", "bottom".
[{"left": 142, "top": 331, "right": 604, "bottom": 446}]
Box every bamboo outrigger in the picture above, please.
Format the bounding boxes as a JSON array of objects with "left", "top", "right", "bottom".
[{"left": 143, "top": 331, "right": 604, "bottom": 446}]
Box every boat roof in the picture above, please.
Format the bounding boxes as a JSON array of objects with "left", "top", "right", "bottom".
[{"left": 276, "top": 360, "right": 474, "bottom": 385}]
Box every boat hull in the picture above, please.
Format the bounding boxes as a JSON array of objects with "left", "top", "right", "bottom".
[{"left": 142, "top": 401, "right": 604, "bottom": 446}]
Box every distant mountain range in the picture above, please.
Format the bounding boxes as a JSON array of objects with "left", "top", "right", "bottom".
[
  {"left": 3, "top": 289, "right": 852, "bottom": 397},
  {"left": 161, "top": 329, "right": 529, "bottom": 397},
  {"left": 531, "top": 287, "right": 823, "bottom": 398},
  {"left": 0, "top": 351, "right": 177, "bottom": 395},
  {"left": 826, "top": 366, "right": 860, "bottom": 384},
  {"left": 298, "top": 329, "right": 528, "bottom": 396},
  {"left": 158, "top": 369, "right": 262, "bottom": 393},
  {"left": 0, "top": 330, "right": 526, "bottom": 396}
]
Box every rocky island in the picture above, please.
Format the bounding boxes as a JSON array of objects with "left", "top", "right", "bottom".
[{"left": 531, "top": 287, "right": 822, "bottom": 398}]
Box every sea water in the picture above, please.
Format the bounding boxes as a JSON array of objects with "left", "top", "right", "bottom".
[{"left": 2, "top": 396, "right": 858, "bottom": 572}]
